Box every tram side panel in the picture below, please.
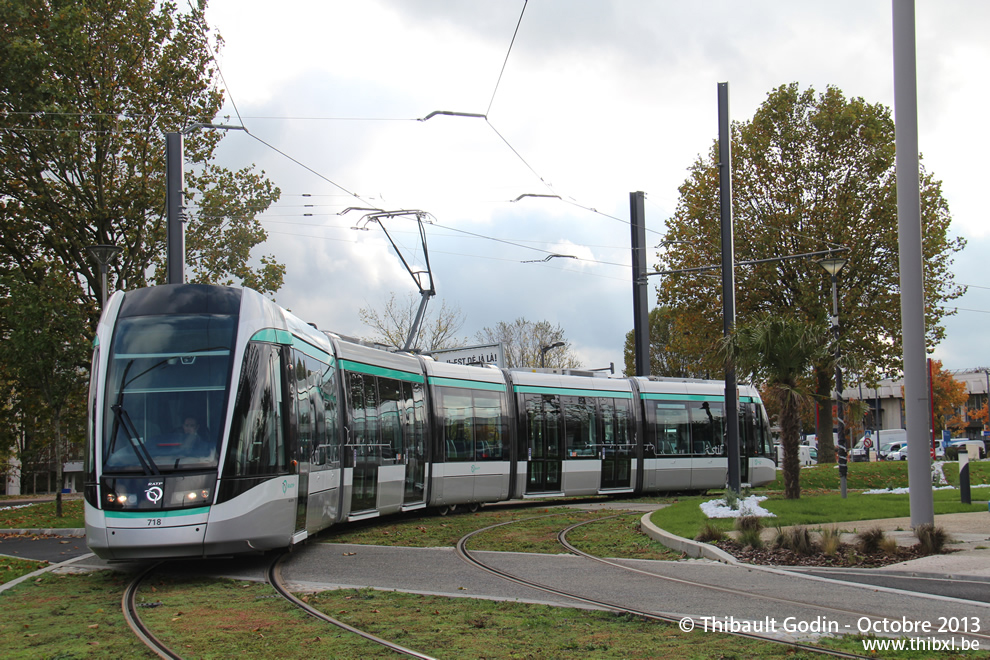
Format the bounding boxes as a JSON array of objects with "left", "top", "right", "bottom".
[
  {"left": 334, "top": 341, "right": 431, "bottom": 521},
  {"left": 509, "top": 372, "right": 637, "bottom": 499},
  {"left": 637, "top": 380, "right": 776, "bottom": 492},
  {"left": 424, "top": 362, "right": 511, "bottom": 509}
]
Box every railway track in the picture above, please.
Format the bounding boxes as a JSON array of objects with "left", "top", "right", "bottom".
[
  {"left": 455, "top": 512, "right": 990, "bottom": 659},
  {"left": 121, "top": 562, "right": 182, "bottom": 660},
  {"left": 267, "top": 551, "right": 437, "bottom": 659},
  {"left": 121, "top": 555, "right": 437, "bottom": 659}
]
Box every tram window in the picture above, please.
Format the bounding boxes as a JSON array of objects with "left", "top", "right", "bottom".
[
  {"left": 379, "top": 378, "right": 403, "bottom": 462},
  {"left": 603, "top": 398, "right": 633, "bottom": 451},
  {"left": 563, "top": 397, "right": 596, "bottom": 458},
  {"left": 320, "top": 362, "right": 339, "bottom": 466},
  {"left": 652, "top": 403, "right": 690, "bottom": 455},
  {"left": 474, "top": 391, "right": 506, "bottom": 460},
  {"left": 690, "top": 401, "right": 724, "bottom": 455},
  {"left": 224, "top": 342, "right": 286, "bottom": 480},
  {"left": 525, "top": 394, "right": 561, "bottom": 461},
  {"left": 440, "top": 389, "right": 473, "bottom": 461}
]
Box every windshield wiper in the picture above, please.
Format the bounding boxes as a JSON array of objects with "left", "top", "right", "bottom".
[{"left": 111, "top": 404, "right": 161, "bottom": 476}]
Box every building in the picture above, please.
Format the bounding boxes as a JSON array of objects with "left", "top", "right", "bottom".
[{"left": 842, "top": 367, "right": 989, "bottom": 443}]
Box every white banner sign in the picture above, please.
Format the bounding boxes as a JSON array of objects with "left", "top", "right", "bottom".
[{"left": 430, "top": 343, "right": 504, "bottom": 368}]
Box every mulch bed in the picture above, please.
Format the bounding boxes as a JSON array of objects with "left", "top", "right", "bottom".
[{"left": 714, "top": 539, "right": 955, "bottom": 568}]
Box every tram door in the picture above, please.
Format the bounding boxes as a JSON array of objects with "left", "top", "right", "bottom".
[
  {"left": 600, "top": 399, "right": 633, "bottom": 490},
  {"left": 348, "top": 373, "right": 380, "bottom": 513},
  {"left": 402, "top": 382, "right": 426, "bottom": 505},
  {"left": 526, "top": 394, "right": 562, "bottom": 493}
]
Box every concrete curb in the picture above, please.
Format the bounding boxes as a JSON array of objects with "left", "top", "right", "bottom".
[
  {"left": 0, "top": 528, "right": 85, "bottom": 537},
  {"left": 639, "top": 511, "right": 739, "bottom": 564}
]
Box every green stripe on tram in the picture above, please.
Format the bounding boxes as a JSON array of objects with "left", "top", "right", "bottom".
[
  {"left": 642, "top": 392, "right": 761, "bottom": 403},
  {"left": 105, "top": 506, "right": 210, "bottom": 519},
  {"left": 513, "top": 384, "right": 632, "bottom": 399},
  {"left": 641, "top": 392, "right": 724, "bottom": 402},
  {"left": 339, "top": 359, "right": 424, "bottom": 383},
  {"left": 429, "top": 376, "right": 506, "bottom": 392},
  {"left": 250, "top": 328, "right": 293, "bottom": 345}
]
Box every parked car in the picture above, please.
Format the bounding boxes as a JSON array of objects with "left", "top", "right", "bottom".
[
  {"left": 851, "top": 429, "right": 908, "bottom": 461},
  {"left": 880, "top": 441, "right": 908, "bottom": 461}
]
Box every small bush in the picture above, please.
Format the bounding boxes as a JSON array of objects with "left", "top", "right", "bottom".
[
  {"left": 723, "top": 488, "right": 740, "bottom": 511},
  {"left": 820, "top": 527, "right": 841, "bottom": 556},
  {"left": 856, "top": 526, "right": 888, "bottom": 554},
  {"left": 695, "top": 521, "right": 727, "bottom": 543},
  {"left": 771, "top": 525, "right": 787, "bottom": 549},
  {"left": 916, "top": 523, "right": 951, "bottom": 554},
  {"left": 787, "top": 527, "right": 815, "bottom": 555},
  {"left": 879, "top": 536, "right": 899, "bottom": 555},
  {"left": 735, "top": 516, "right": 764, "bottom": 533},
  {"left": 737, "top": 527, "right": 764, "bottom": 549}
]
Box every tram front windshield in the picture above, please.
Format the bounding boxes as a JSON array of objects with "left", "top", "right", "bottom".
[{"left": 103, "top": 314, "right": 236, "bottom": 474}]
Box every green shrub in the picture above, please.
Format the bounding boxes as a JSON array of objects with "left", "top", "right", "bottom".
[
  {"left": 737, "top": 527, "right": 764, "bottom": 549},
  {"left": 915, "top": 523, "right": 951, "bottom": 554},
  {"left": 820, "top": 527, "right": 841, "bottom": 556},
  {"left": 735, "top": 515, "right": 764, "bottom": 533},
  {"left": 695, "top": 521, "right": 727, "bottom": 543},
  {"left": 856, "top": 526, "right": 888, "bottom": 554}
]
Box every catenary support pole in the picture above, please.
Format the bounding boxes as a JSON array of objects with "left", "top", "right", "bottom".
[
  {"left": 718, "top": 83, "right": 741, "bottom": 492},
  {"left": 892, "top": 0, "right": 934, "bottom": 526},
  {"left": 166, "top": 132, "right": 184, "bottom": 285},
  {"left": 630, "top": 191, "right": 650, "bottom": 377}
]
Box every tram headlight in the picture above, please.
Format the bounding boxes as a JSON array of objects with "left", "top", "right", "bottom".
[{"left": 174, "top": 488, "right": 211, "bottom": 505}]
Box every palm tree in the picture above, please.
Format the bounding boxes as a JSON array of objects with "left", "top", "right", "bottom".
[{"left": 724, "top": 312, "right": 829, "bottom": 499}]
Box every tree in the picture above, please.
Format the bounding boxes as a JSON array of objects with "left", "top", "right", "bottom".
[
  {"left": 0, "top": 0, "right": 284, "bottom": 331},
  {"left": 658, "top": 83, "right": 964, "bottom": 465},
  {"left": 928, "top": 360, "right": 969, "bottom": 436},
  {"left": 359, "top": 292, "right": 467, "bottom": 352},
  {"left": 476, "top": 318, "right": 580, "bottom": 370},
  {"left": 622, "top": 306, "right": 716, "bottom": 378},
  {"left": 724, "top": 312, "right": 829, "bottom": 499},
  {"left": 0, "top": 264, "right": 91, "bottom": 515}
]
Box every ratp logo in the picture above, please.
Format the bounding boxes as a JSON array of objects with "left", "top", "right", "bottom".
[{"left": 145, "top": 486, "right": 163, "bottom": 503}]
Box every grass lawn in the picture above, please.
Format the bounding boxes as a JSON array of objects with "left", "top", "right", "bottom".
[
  {"left": 653, "top": 488, "right": 988, "bottom": 539},
  {"left": 0, "top": 498, "right": 84, "bottom": 529}
]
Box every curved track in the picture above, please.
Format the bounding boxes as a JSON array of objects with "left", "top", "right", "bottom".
[
  {"left": 456, "top": 512, "right": 990, "bottom": 659},
  {"left": 267, "top": 551, "right": 437, "bottom": 659},
  {"left": 122, "top": 562, "right": 183, "bottom": 660}
]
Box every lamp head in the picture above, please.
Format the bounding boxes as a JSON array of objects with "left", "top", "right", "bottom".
[{"left": 817, "top": 257, "right": 848, "bottom": 277}]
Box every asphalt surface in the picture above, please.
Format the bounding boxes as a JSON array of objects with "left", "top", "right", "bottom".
[{"left": 0, "top": 534, "right": 92, "bottom": 563}]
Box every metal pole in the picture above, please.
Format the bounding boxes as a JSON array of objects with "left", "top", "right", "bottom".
[
  {"left": 831, "top": 273, "right": 847, "bottom": 498},
  {"left": 166, "top": 132, "right": 184, "bottom": 285},
  {"left": 630, "top": 192, "right": 650, "bottom": 377},
  {"left": 892, "top": 0, "right": 934, "bottom": 526},
  {"left": 100, "top": 263, "right": 108, "bottom": 308},
  {"left": 718, "top": 82, "right": 741, "bottom": 492}
]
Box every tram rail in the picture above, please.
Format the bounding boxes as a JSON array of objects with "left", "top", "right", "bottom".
[
  {"left": 267, "top": 551, "right": 437, "bottom": 659},
  {"left": 454, "top": 512, "right": 990, "bottom": 660},
  {"left": 121, "top": 562, "right": 182, "bottom": 660}
]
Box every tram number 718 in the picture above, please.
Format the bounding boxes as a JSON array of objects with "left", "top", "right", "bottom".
[{"left": 147, "top": 518, "right": 163, "bottom": 526}]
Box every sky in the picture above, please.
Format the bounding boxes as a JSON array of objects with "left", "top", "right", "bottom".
[{"left": 198, "top": 0, "right": 990, "bottom": 378}]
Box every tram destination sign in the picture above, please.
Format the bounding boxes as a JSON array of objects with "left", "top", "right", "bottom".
[{"left": 429, "top": 343, "right": 504, "bottom": 368}]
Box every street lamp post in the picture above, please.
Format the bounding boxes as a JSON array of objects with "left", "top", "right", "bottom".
[
  {"left": 819, "top": 257, "right": 849, "bottom": 498},
  {"left": 540, "top": 342, "right": 565, "bottom": 369},
  {"left": 86, "top": 244, "right": 122, "bottom": 308}
]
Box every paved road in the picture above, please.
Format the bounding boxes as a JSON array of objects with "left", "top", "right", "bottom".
[{"left": 0, "top": 535, "right": 92, "bottom": 563}]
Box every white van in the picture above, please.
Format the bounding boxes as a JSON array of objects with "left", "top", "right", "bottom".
[{"left": 851, "top": 429, "right": 907, "bottom": 461}]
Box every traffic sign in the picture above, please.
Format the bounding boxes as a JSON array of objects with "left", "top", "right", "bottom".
[{"left": 864, "top": 438, "right": 873, "bottom": 449}]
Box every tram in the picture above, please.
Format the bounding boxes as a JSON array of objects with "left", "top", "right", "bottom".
[{"left": 84, "top": 284, "right": 775, "bottom": 560}]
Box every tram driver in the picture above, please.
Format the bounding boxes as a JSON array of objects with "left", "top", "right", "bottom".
[{"left": 156, "top": 414, "right": 216, "bottom": 466}]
